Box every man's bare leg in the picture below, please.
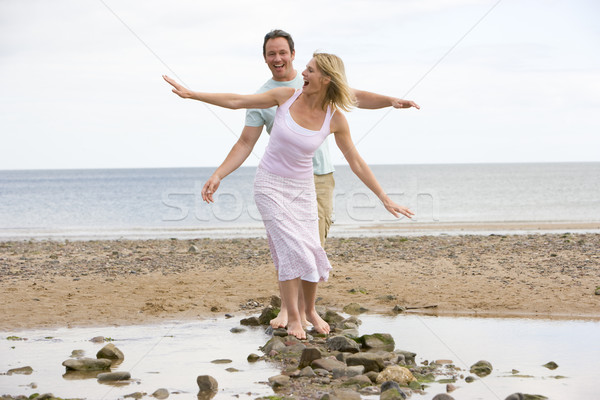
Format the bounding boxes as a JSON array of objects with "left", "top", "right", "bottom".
[
  {"left": 301, "top": 280, "right": 330, "bottom": 334},
  {"left": 280, "top": 278, "right": 305, "bottom": 339}
]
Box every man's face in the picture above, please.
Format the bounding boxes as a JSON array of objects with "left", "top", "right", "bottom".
[{"left": 264, "top": 37, "right": 295, "bottom": 82}]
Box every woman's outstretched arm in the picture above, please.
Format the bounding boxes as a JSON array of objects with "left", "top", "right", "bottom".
[
  {"left": 163, "top": 75, "right": 294, "bottom": 109},
  {"left": 332, "top": 113, "right": 414, "bottom": 219}
]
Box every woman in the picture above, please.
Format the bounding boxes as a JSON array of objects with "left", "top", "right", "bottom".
[{"left": 163, "top": 52, "right": 414, "bottom": 339}]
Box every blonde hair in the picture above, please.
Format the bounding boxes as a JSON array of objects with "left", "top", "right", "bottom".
[{"left": 313, "top": 52, "right": 357, "bottom": 112}]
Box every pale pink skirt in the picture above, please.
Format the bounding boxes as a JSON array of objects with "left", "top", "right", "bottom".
[{"left": 254, "top": 167, "right": 332, "bottom": 282}]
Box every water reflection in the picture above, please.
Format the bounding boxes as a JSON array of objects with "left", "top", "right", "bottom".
[{"left": 1, "top": 314, "right": 599, "bottom": 399}]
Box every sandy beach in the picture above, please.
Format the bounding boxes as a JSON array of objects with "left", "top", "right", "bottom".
[{"left": 1, "top": 233, "right": 599, "bottom": 331}]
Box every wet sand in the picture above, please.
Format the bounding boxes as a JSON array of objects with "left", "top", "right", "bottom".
[{"left": 1, "top": 233, "right": 599, "bottom": 331}]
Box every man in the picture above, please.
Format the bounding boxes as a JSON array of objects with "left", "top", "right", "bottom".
[{"left": 206, "top": 29, "right": 419, "bottom": 328}]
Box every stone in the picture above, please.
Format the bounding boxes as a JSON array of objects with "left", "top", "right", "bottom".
[
  {"left": 230, "top": 327, "right": 246, "bottom": 333},
  {"left": 196, "top": 375, "right": 218, "bottom": 397},
  {"left": 465, "top": 376, "right": 476, "bottom": 383},
  {"left": 505, "top": 394, "right": 525, "bottom": 400},
  {"left": 392, "top": 305, "right": 406, "bottom": 313},
  {"left": 188, "top": 245, "right": 199, "bottom": 253},
  {"left": 595, "top": 287, "right": 600, "bottom": 296},
  {"left": 298, "top": 366, "right": 316, "bottom": 377},
  {"left": 346, "top": 352, "right": 385, "bottom": 373},
  {"left": 432, "top": 395, "right": 455, "bottom": 400},
  {"left": 261, "top": 336, "right": 286, "bottom": 354},
  {"left": 381, "top": 380, "right": 401, "bottom": 393},
  {"left": 258, "top": 305, "right": 280, "bottom": 325},
  {"left": 542, "top": 361, "right": 559, "bottom": 370},
  {"left": 394, "top": 350, "right": 416, "bottom": 365},
  {"left": 312, "top": 357, "right": 347, "bottom": 372},
  {"left": 97, "top": 371, "right": 131, "bottom": 382},
  {"left": 332, "top": 365, "right": 364, "bottom": 379},
  {"left": 70, "top": 349, "right": 85, "bottom": 358},
  {"left": 326, "top": 335, "right": 360, "bottom": 353},
  {"left": 210, "top": 359, "right": 232, "bottom": 364},
  {"left": 345, "top": 374, "right": 372, "bottom": 386},
  {"left": 342, "top": 303, "right": 368, "bottom": 315},
  {"left": 446, "top": 383, "right": 457, "bottom": 392},
  {"left": 32, "top": 394, "right": 56, "bottom": 400},
  {"left": 6, "top": 366, "right": 33, "bottom": 375},
  {"left": 268, "top": 374, "right": 290, "bottom": 387},
  {"left": 124, "top": 392, "right": 145, "bottom": 399},
  {"left": 341, "top": 329, "right": 360, "bottom": 338},
  {"left": 152, "top": 388, "right": 169, "bottom": 399},
  {"left": 331, "top": 389, "right": 361, "bottom": 400},
  {"left": 247, "top": 353, "right": 260, "bottom": 362},
  {"left": 240, "top": 316, "right": 260, "bottom": 326},
  {"left": 270, "top": 295, "right": 282, "bottom": 308},
  {"left": 90, "top": 336, "right": 105, "bottom": 343},
  {"left": 63, "top": 358, "right": 112, "bottom": 371},
  {"left": 323, "top": 310, "right": 345, "bottom": 324},
  {"left": 299, "top": 347, "right": 322, "bottom": 368},
  {"left": 470, "top": 360, "right": 493, "bottom": 377},
  {"left": 376, "top": 366, "right": 416, "bottom": 385},
  {"left": 358, "top": 333, "right": 395, "bottom": 351},
  {"left": 96, "top": 343, "right": 124, "bottom": 360},
  {"left": 365, "top": 371, "right": 379, "bottom": 382},
  {"left": 380, "top": 388, "right": 407, "bottom": 400},
  {"left": 280, "top": 342, "right": 306, "bottom": 355}
]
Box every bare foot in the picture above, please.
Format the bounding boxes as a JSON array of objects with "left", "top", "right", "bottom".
[
  {"left": 270, "top": 309, "right": 288, "bottom": 329},
  {"left": 306, "top": 310, "right": 330, "bottom": 334},
  {"left": 286, "top": 321, "right": 306, "bottom": 340}
]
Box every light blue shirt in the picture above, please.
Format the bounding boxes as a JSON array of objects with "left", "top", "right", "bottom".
[{"left": 245, "top": 73, "right": 335, "bottom": 175}]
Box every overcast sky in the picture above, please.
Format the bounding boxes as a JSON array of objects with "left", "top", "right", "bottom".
[{"left": 1, "top": 0, "right": 599, "bottom": 170}]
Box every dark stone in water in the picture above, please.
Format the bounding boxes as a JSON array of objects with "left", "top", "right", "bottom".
[
  {"left": 62, "top": 358, "right": 111, "bottom": 371},
  {"left": 258, "top": 305, "right": 280, "bottom": 325},
  {"left": 470, "top": 360, "right": 493, "bottom": 377},
  {"left": 97, "top": 371, "right": 131, "bottom": 382},
  {"left": 96, "top": 343, "right": 124, "bottom": 360},
  {"left": 240, "top": 316, "right": 260, "bottom": 326},
  {"left": 542, "top": 361, "right": 559, "bottom": 370},
  {"left": 357, "top": 333, "right": 395, "bottom": 351},
  {"left": 197, "top": 375, "right": 218, "bottom": 399},
  {"left": 6, "top": 366, "right": 33, "bottom": 375},
  {"left": 152, "top": 388, "right": 169, "bottom": 399},
  {"left": 326, "top": 335, "right": 360, "bottom": 353},
  {"left": 432, "top": 394, "right": 455, "bottom": 400}
]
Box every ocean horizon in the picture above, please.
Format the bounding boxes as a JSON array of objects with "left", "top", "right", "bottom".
[{"left": 1, "top": 162, "right": 599, "bottom": 241}]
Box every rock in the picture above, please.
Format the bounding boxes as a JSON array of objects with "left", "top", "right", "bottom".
[
  {"left": 522, "top": 395, "right": 548, "bottom": 400},
  {"left": 365, "top": 371, "right": 379, "bottom": 382},
  {"left": 188, "top": 245, "right": 199, "bottom": 253},
  {"left": 258, "top": 305, "right": 280, "bottom": 325},
  {"left": 345, "top": 374, "right": 372, "bottom": 386},
  {"left": 298, "top": 366, "right": 316, "bottom": 377},
  {"left": 230, "top": 327, "right": 246, "bottom": 333},
  {"left": 432, "top": 395, "right": 455, "bottom": 400},
  {"left": 152, "top": 388, "right": 169, "bottom": 399},
  {"left": 358, "top": 333, "right": 395, "bottom": 351},
  {"left": 376, "top": 365, "right": 416, "bottom": 385},
  {"left": 268, "top": 374, "right": 290, "bottom": 387},
  {"left": 261, "top": 337, "right": 286, "bottom": 354},
  {"left": 380, "top": 385, "right": 408, "bottom": 400},
  {"left": 394, "top": 350, "right": 416, "bottom": 365},
  {"left": 342, "top": 303, "right": 368, "bottom": 315},
  {"left": 392, "top": 305, "right": 406, "bottom": 313},
  {"left": 6, "top": 366, "right": 33, "bottom": 375},
  {"left": 465, "top": 375, "right": 476, "bottom": 382},
  {"left": 96, "top": 343, "right": 124, "bottom": 360},
  {"left": 446, "top": 383, "right": 457, "bottom": 392},
  {"left": 341, "top": 329, "right": 360, "bottom": 338},
  {"left": 32, "top": 394, "right": 55, "bottom": 400},
  {"left": 505, "top": 394, "right": 525, "bottom": 400},
  {"left": 346, "top": 352, "right": 385, "bottom": 372},
  {"left": 326, "top": 335, "right": 360, "bottom": 353},
  {"left": 470, "top": 360, "right": 493, "bottom": 377},
  {"left": 240, "top": 316, "right": 260, "bottom": 326},
  {"left": 124, "top": 392, "right": 145, "bottom": 399},
  {"left": 210, "top": 359, "right": 232, "bottom": 364},
  {"left": 595, "top": 287, "right": 600, "bottom": 296},
  {"left": 247, "top": 353, "right": 260, "bottom": 362},
  {"left": 196, "top": 375, "right": 218, "bottom": 397},
  {"left": 90, "top": 336, "right": 105, "bottom": 343},
  {"left": 273, "top": 328, "right": 288, "bottom": 337},
  {"left": 312, "top": 357, "right": 347, "bottom": 372},
  {"left": 435, "top": 359, "right": 453, "bottom": 365},
  {"left": 70, "top": 349, "right": 85, "bottom": 358},
  {"left": 381, "top": 381, "right": 402, "bottom": 393},
  {"left": 330, "top": 389, "right": 361, "bottom": 400},
  {"left": 97, "top": 371, "right": 131, "bottom": 382},
  {"left": 299, "top": 347, "right": 322, "bottom": 368},
  {"left": 63, "top": 358, "right": 112, "bottom": 371},
  {"left": 323, "top": 310, "right": 345, "bottom": 324},
  {"left": 332, "top": 365, "right": 364, "bottom": 379},
  {"left": 542, "top": 361, "right": 558, "bottom": 370}
]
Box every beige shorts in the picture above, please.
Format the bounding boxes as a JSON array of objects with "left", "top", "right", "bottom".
[{"left": 314, "top": 172, "right": 335, "bottom": 247}]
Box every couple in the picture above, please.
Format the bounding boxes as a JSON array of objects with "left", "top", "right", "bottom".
[{"left": 164, "top": 29, "right": 418, "bottom": 339}]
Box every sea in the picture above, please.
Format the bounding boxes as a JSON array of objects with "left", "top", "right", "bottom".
[{"left": 1, "top": 163, "right": 599, "bottom": 241}]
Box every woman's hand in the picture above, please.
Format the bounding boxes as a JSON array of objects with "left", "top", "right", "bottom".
[
  {"left": 201, "top": 174, "right": 221, "bottom": 203},
  {"left": 382, "top": 197, "right": 414, "bottom": 219},
  {"left": 163, "top": 75, "right": 193, "bottom": 99},
  {"left": 391, "top": 98, "right": 420, "bottom": 109}
]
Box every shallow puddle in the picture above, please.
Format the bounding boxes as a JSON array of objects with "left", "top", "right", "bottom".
[{"left": 1, "top": 314, "right": 599, "bottom": 399}]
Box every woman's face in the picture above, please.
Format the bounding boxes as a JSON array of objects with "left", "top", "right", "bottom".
[{"left": 302, "top": 58, "right": 329, "bottom": 94}]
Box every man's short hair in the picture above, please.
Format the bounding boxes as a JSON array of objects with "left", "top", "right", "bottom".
[{"left": 263, "top": 29, "right": 295, "bottom": 57}]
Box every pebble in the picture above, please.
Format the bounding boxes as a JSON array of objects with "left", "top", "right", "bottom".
[
  {"left": 62, "top": 357, "right": 111, "bottom": 371},
  {"left": 196, "top": 375, "right": 218, "bottom": 393},
  {"left": 6, "top": 366, "right": 33, "bottom": 375},
  {"left": 470, "top": 360, "right": 493, "bottom": 377},
  {"left": 97, "top": 371, "right": 131, "bottom": 382},
  {"left": 96, "top": 343, "right": 125, "bottom": 360},
  {"left": 152, "top": 388, "right": 169, "bottom": 399}
]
